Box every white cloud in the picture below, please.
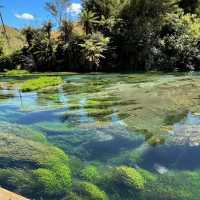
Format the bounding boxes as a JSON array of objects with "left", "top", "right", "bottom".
[
  {"left": 67, "top": 3, "right": 82, "bottom": 15},
  {"left": 15, "top": 13, "right": 35, "bottom": 20}
]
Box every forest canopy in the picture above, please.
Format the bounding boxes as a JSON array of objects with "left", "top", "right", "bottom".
[{"left": 1, "top": 0, "right": 200, "bottom": 72}]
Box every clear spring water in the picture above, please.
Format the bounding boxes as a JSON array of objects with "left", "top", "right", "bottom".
[{"left": 1, "top": 74, "right": 200, "bottom": 199}]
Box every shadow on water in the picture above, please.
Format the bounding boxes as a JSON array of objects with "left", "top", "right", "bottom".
[
  {"left": 140, "top": 144, "right": 200, "bottom": 171},
  {"left": 16, "top": 108, "right": 67, "bottom": 124},
  {"left": 84, "top": 136, "right": 144, "bottom": 161}
]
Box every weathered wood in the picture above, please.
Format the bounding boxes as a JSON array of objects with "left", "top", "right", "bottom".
[{"left": 0, "top": 188, "right": 29, "bottom": 200}]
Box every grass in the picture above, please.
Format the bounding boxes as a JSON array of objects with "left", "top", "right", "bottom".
[{"left": 21, "top": 76, "right": 63, "bottom": 92}]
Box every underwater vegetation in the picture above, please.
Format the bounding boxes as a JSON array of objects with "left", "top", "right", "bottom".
[
  {"left": 0, "top": 122, "right": 71, "bottom": 199},
  {"left": 1, "top": 73, "right": 200, "bottom": 199},
  {"left": 113, "top": 166, "right": 145, "bottom": 190},
  {"left": 71, "top": 181, "right": 109, "bottom": 200},
  {"left": 5, "top": 69, "right": 30, "bottom": 77},
  {"left": 21, "top": 76, "right": 63, "bottom": 92}
]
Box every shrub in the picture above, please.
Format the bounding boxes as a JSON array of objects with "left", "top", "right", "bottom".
[{"left": 153, "top": 12, "right": 200, "bottom": 71}]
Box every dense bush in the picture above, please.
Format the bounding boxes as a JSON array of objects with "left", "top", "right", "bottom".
[
  {"left": 153, "top": 12, "right": 200, "bottom": 71},
  {"left": 2, "top": 0, "right": 200, "bottom": 72},
  {"left": 0, "top": 50, "right": 22, "bottom": 71}
]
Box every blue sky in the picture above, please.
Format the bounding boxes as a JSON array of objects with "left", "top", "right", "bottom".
[{"left": 1, "top": 0, "right": 81, "bottom": 28}]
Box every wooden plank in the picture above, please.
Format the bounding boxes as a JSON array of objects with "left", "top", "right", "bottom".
[{"left": 0, "top": 188, "right": 29, "bottom": 200}]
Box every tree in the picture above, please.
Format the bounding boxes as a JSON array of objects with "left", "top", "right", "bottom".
[
  {"left": 21, "top": 22, "right": 56, "bottom": 71},
  {"left": 45, "top": 0, "right": 70, "bottom": 26},
  {"left": 80, "top": 32, "right": 110, "bottom": 70},
  {"left": 80, "top": 10, "right": 99, "bottom": 34},
  {"left": 112, "top": 0, "right": 180, "bottom": 71},
  {"left": 179, "top": 0, "right": 200, "bottom": 13}
]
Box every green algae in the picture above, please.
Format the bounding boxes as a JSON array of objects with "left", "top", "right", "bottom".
[
  {"left": 0, "top": 131, "right": 71, "bottom": 199},
  {"left": 141, "top": 170, "right": 200, "bottom": 200},
  {"left": 21, "top": 76, "right": 63, "bottom": 92},
  {"left": 72, "top": 181, "right": 109, "bottom": 200},
  {"left": 5, "top": 69, "right": 30, "bottom": 77},
  {"left": 112, "top": 75, "right": 200, "bottom": 136},
  {"left": 80, "top": 165, "right": 101, "bottom": 182},
  {"left": 0, "top": 122, "right": 47, "bottom": 143}
]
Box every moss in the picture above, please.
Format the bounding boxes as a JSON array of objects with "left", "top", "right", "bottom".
[
  {"left": 74, "top": 181, "right": 109, "bottom": 200},
  {"left": 21, "top": 76, "right": 63, "bottom": 92},
  {"left": 86, "top": 108, "right": 113, "bottom": 118},
  {"left": 62, "top": 80, "right": 110, "bottom": 95},
  {"left": 164, "top": 110, "right": 188, "bottom": 125},
  {"left": 0, "top": 168, "right": 34, "bottom": 195},
  {"left": 34, "top": 164, "right": 71, "bottom": 197},
  {"left": 67, "top": 192, "right": 84, "bottom": 200},
  {"left": 62, "top": 108, "right": 113, "bottom": 121},
  {"left": 114, "top": 166, "right": 145, "bottom": 190},
  {"left": 113, "top": 75, "right": 200, "bottom": 136},
  {"left": 0, "top": 132, "right": 71, "bottom": 199},
  {"left": 137, "top": 169, "right": 157, "bottom": 183},
  {"left": 141, "top": 171, "right": 200, "bottom": 200},
  {"left": 80, "top": 165, "right": 100, "bottom": 182},
  {"left": 148, "top": 135, "right": 165, "bottom": 146},
  {"left": 0, "top": 122, "right": 47, "bottom": 143}
]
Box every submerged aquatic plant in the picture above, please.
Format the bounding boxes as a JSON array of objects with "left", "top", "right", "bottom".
[
  {"left": 5, "top": 69, "right": 30, "bottom": 77},
  {"left": 73, "top": 181, "right": 109, "bottom": 200},
  {"left": 113, "top": 166, "right": 145, "bottom": 190},
  {"left": 21, "top": 76, "right": 63, "bottom": 92},
  {"left": 80, "top": 165, "right": 100, "bottom": 182}
]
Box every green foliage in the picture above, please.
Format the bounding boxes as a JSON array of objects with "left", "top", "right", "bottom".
[
  {"left": 4, "top": 0, "right": 200, "bottom": 72},
  {"left": 0, "top": 50, "right": 23, "bottom": 72},
  {"left": 179, "top": 0, "right": 200, "bottom": 13},
  {"left": 154, "top": 11, "right": 200, "bottom": 71},
  {"left": 21, "top": 23, "right": 56, "bottom": 71},
  {"left": 80, "top": 32, "right": 110, "bottom": 70},
  {"left": 45, "top": 0, "right": 69, "bottom": 26},
  {"left": 113, "top": 166, "right": 145, "bottom": 190},
  {"left": 21, "top": 76, "right": 63, "bottom": 92},
  {"left": 81, "top": 10, "right": 99, "bottom": 34},
  {"left": 73, "top": 181, "right": 109, "bottom": 200}
]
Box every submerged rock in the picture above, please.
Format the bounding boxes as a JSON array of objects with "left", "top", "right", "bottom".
[
  {"left": 154, "top": 164, "right": 168, "bottom": 174},
  {"left": 170, "top": 124, "right": 200, "bottom": 146}
]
